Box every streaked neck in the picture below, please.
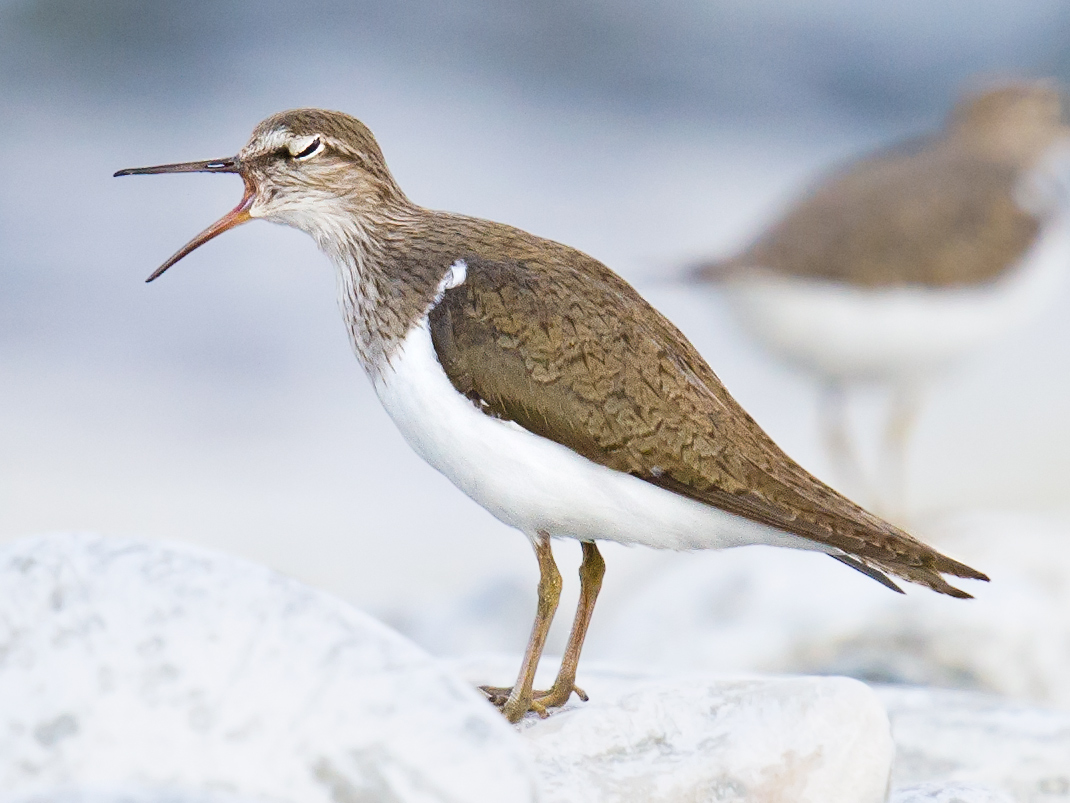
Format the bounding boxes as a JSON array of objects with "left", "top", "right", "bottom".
[{"left": 313, "top": 201, "right": 442, "bottom": 375}]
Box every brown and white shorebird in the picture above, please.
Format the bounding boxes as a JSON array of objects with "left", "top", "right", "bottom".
[
  {"left": 115, "top": 109, "right": 987, "bottom": 723},
  {"left": 693, "top": 81, "right": 1070, "bottom": 513}
]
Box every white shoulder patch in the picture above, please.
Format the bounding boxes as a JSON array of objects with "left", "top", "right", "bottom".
[
  {"left": 443, "top": 259, "right": 467, "bottom": 290},
  {"left": 429, "top": 259, "right": 468, "bottom": 309}
]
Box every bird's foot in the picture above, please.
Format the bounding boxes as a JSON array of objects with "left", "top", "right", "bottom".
[
  {"left": 479, "top": 682, "right": 588, "bottom": 722},
  {"left": 479, "top": 685, "right": 543, "bottom": 722},
  {"left": 533, "top": 681, "right": 588, "bottom": 710},
  {"left": 478, "top": 685, "right": 513, "bottom": 707}
]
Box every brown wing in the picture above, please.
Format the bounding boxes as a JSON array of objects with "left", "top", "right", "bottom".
[
  {"left": 715, "top": 140, "right": 1041, "bottom": 288},
  {"left": 426, "top": 244, "right": 987, "bottom": 596}
]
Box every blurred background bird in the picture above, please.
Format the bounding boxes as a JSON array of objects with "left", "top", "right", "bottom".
[{"left": 689, "top": 81, "right": 1070, "bottom": 517}]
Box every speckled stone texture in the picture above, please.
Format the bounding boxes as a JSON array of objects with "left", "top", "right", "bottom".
[
  {"left": 451, "top": 657, "right": 895, "bottom": 803},
  {"left": 879, "top": 685, "right": 1070, "bottom": 803},
  {"left": 0, "top": 533, "right": 538, "bottom": 803},
  {"left": 10, "top": 532, "right": 1063, "bottom": 803},
  {"left": 890, "top": 782, "right": 1015, "bottom": 803}
]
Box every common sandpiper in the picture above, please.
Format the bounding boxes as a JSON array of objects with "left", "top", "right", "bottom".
[
  {"left": 693, "top": 81, "right": 1070, "bottom": 514},
  {"left": 116, "top": 109, "right": 988, "bottom": 722}
]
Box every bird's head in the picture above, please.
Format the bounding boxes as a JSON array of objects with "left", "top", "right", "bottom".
[
  {"left": 115, "top": 109, "right": 407, "bottom": 282},
  {"left": 948, "top": 80, "right": 1070, "bottom": 162}
]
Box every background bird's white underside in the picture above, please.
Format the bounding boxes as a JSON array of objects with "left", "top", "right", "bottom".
[
  {"left": 722, "top": 213, "right": 1070, "bottom": 381},
  {"left": 373, "top": 319, "right": 826, "bottom": 555}
]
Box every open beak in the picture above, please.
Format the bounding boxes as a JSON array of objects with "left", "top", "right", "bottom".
[{"left": 114, "top": 156, "right": 255, "bottom": 282}]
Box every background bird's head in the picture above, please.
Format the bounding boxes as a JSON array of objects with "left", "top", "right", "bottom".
[{"left": 948, "top": 80, "right": 1070, "bottom": 161}]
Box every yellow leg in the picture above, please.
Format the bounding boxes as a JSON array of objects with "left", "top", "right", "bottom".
[
  {"left": 535, "top": 541, "right": 605, "bottom": 710},
  {"left": 481, "top": 532, "right": 561, "bottom": 723}
]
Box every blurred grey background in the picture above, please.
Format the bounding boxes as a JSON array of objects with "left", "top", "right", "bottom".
[{"left": 3, "top": 0, "right": 1070, "bottom": 655}]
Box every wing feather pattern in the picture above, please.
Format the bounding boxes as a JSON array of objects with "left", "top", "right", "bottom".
[{"left": 422, "top": 228, "right": 987, "bottom": 597}]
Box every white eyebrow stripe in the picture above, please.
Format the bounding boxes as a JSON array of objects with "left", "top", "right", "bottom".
[{"left": 257, "top": 127, "right": 293, "bottom": 152}]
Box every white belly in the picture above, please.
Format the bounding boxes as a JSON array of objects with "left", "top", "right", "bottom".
[
  {"left": 722, "top": 213, "right": 1070, "bottom": 382},
  {"left": 373, "top": 320, "right": 823, "bottom": 554}
]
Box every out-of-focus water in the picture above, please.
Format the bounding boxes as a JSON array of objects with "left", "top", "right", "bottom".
[{"left": 3, "top": 1, "right": 1070, "bottom": 648}]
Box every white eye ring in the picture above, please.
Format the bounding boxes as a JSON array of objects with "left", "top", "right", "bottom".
[{"left": 290, "top": 136, "right": 324, "bottom": 160}]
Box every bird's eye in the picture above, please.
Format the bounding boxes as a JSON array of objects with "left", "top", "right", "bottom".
[{"left": 290, "top": 136, "right": 324, "bottom": 160}]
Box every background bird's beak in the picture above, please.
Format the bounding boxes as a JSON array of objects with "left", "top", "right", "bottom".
[{"left": 113, "top": 156, "right": 255, "bottom": 282}]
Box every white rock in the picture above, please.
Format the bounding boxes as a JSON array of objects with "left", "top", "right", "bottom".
[
  {"left": 585, "top": 512, "right": 1070, "bottom": 708},
  {"left": 0, "top": 533, "right": 538, "bottom": 803},
  {"left": 879, "top": 685, "right": 1070, "bottom": 803},
  {"left": 4, "top": 791, "right": 255, "bottom": 803},
  {"left": 452, "top": 658, "right": 894, "bottom": 803},
  {"left": 890, "top": 782, "right": 1015, "bottom": 803}
]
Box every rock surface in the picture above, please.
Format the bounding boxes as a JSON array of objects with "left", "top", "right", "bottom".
[
  {"left": 889, "top": 782, "right": 1015, "bottom": 803},
  {"left": 0, "top": 533, "right": 538, "bottom": 803},
  {"left": 4, "top": 792, "right": 257, "bottom": 803},
  {"left": 9, "top": 532, "right": 1068, "bottom": 803},
  {"left": 879, "top": 685, "right": 1070, "bottom": 803},
  {"left": 452, "top": 657, "right": 895, "bottom": 803}
]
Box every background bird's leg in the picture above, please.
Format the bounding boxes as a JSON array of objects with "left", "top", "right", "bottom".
[
  {"left": 876, "top": 385, "right": 919, "bottom": 522},
  {"left": 535, "top": 540, "right": 605, "bottom": 710},
  {"left": 819, "top": 379, "right": 873, "bottom": 504},
  {"left": 485, "top": 532, "right": 561, "bottom": 723}
]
